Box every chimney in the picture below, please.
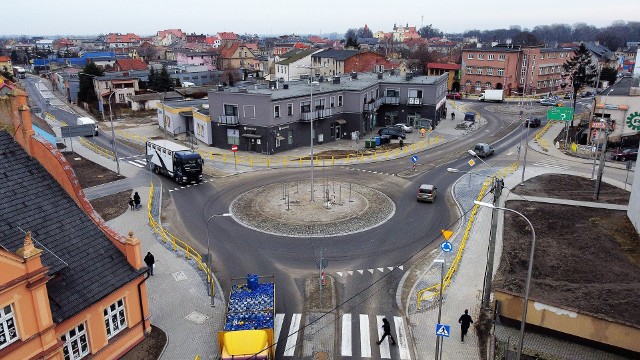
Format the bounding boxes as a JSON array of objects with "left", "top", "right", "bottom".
[
  {"left": 377, "top": 72, "right": 383, "bottom": 79},
  {"left": 333, "top": 77, "right": 340, "bottom": 84},
  {"left": 351, "top": 72, "right": 358, "bottom": 79},
  {"left": 283, "top": 84, "right": 289, "bottom": 89}
]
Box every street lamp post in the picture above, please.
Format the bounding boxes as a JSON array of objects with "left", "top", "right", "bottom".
[
  {"left": 433, "top": 259, "right": 445, "bottom": 360},
  {"left": 206, "top": 213, "right": 231, "bottom": 306},
  {"left": 474, "top": 201, "right": 536, "bottom": 360},
  {"left": 107, "top": 91, "right": 120, "bottom": 175}
]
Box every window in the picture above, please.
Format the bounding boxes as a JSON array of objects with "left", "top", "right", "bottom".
[
  {"left": 287, "top": 103, "right": 293, "bottom": 116},
  {"left": 196, "top": 123, "right": 204, "bottom": 136},
  {"left": 338, "top": 95, "right": 343, "bottom": 107},
  {"left": 466, "top": 67, "right": 473, "bottom": 74},
  {"left": 224, "top": 104, "right": 238, "bottom": 116},
  {"left": 385, "top": 89, "right": 399, "bottom": 97},
  {"left": 227, "top": 128, "right": 240, "bottom": 145},
  {"left": 485, "top": 82, "right": 492, "bottom": 89},
  {"left": 118, "top": 94, "right": 125, "bottom": 102},
  {"left": 478, "top": 54, "right": 484, "bottom": 60},
  {"left": 497, "top": 69, "right": 504, "bottom": 76},
  {"left": 300, "top": 101, "right": 310, "bottom": 113},
  {"left": 62, "top": 323, "right": 90, "bottom": 360},
  {"left": 314, "top": 98, "right": 325, "bottom": 110},
  {"left": 539, "top": 67, "right": 543, "bottom": 75},
  {"left": 475, "top": 81, "right": 482, "bottom": 91},
  {"left": 487, "top": 68, "right": 494, "bottom": 76},
  {"left": 408, "top": 89, "right": 423, "bottom": 98},
  {"left": 476, "top": 68, "right": 483, "bottom": 75},
  {"left": 0, "top": 304, "right": 18, "bottom": 349},
  {"left": 488, "top": 54, "right": 494, "bottom": 60},
  {"left": 498, "top": 54, "right": 505, "bottom": 61},
  {"left": 288, "top": 130, "right": 293, "bottom": 145},
  {"left": 274, "top": 105, "right": 280, "bottom": 118},
  {"left": 540, "top": 54, "right": 544, "bottom": 60},
  {"left": 330, "top": 96, "right": 335, "bottom": 108},
  {"left": 467, "top": 53, "right": 474, "bottom": 59},
  {"left": 104, "top": 299, "right": 127, "bottom": 339}
]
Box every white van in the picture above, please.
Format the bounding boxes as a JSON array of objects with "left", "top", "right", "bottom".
[{"left": 77, "top": 117, "right": 99, "bottom": 136}]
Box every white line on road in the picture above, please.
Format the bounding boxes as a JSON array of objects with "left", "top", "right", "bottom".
[
  {"left": 274, "top": 313, "right": 285, "bottom": 352},
  {"left": 360, "top": 314, "right": 371, "bottom": 357},
  {"left": 377, "top": 315, "right": 391, "bottom": 358},
  {"left": 126, "top": 160, "right": 146, "bottom": 168},
  {"left": 394, "top": 316, "right": 411, "bottom": 360},
  {"left": 342, "top": 314, "right": 352, "bottom": 356},
  {"left": 284, "top": 313, "right": 301, "bottom": 356}
]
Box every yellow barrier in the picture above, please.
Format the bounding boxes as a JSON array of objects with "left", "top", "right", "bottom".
[
  {"left": 147, "top": 182, "right": 215, "bottom": 296},
  {"left": 416, "top": 162, "right": 520, "bottom": 310},
  {"left": 77, "top": 137, "right": 115, "bottom": 160}
]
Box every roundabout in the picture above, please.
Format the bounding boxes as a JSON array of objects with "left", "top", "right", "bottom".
[{"left": 230, "top": 180, "right": 396, "bottom": 237}]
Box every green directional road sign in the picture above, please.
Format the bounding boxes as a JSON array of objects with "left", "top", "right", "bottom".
[{"left": 547, "top": 107, "right": 574, "bottom": 121}]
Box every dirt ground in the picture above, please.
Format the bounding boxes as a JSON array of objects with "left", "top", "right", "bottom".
[
  {"left": 495, "top": 174, "right": 640, "bottom": 326},
  {"left": 119, "top": 325, "right": 167, "bottom": 360}
]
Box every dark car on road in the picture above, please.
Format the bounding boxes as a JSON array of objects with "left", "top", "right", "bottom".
[
  {"left": 378, "top": 127, "right": 406, "bottom": 139},
  {"left": 524, "top": 117, "right": 541, "bottom": 128},
  {"left": 611, "top": 148, "right": 638, "bottom": 161}
]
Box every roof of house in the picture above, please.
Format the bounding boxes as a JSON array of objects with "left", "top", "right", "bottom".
[
  {"left": 277, "top": 49, "right": 318, "bottom": 65},
  {"left": 427, "top": 63, "right": 461, "bottom": 70},
  {"left": 105, "top": 33, "right": 141, "bottom": 43},
  {"left": 217, "top": 32, "right": 238, "bottom": 40},
  {"left": 312, "top": 49, "right": 360, "bottom": 61},
  {"left": 0, "top": 56, "right": 10, "bottom": 62},
  {"left": 115, "top": 58, "right": 148, "bottom": 71},
  {"left": 584, "top": 42, "right": 617, "bottom": 61},
  {"left": 0, "top": 132, "right": 143, "bottom": 322},
  {"left": 219, "top": 43, "right": 249, "bottom": 59},
  {"left": 157, "top": 29, "right": 184, "bottom": 39}
]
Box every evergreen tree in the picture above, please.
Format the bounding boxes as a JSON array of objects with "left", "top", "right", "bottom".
[
  {"left": 148, "top": 67, "right": 157, "bottom": 91},
  {"left": 563, "top": 43, "right": 597, "bottom": 126},
  {"left": 159, "top": 66, "right": 172, "bottom": 91},
  {"left": 77, "top": 62, "right": 103, "bottom": 104},
  {"left": 175, "top": 77, "right": 182, "bottom": 88}
]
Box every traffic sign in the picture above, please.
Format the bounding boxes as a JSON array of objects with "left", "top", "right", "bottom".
[
  {"left": 231, "top": 144, "right": 238, "bottom": 152},
  {"left": 468, "top": 159, "right": 475, "bottom": 167},
  {"left": 436, "top": 324, "right": 450, "bottom": 337},
  {"left": 411, "top": 155, "right": 418, "bottom": 163},
  {"left": 441, "top": 229, "right": 453, "bottom": 240},
  {"left": 440, "top": 241, "right": 453, "bottom": 252},
  {"left": 547, "top": 107, "right": 574, "bottom": 121}
]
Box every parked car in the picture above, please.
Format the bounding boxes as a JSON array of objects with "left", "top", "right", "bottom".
[
  {"left": 472, "top": 143, "right": 494, "bottom": 157},
  {"left": 524, "top": 117, "right": 541, "bottom": 128},
  {"left": 394, "top": 123, "right": 414, "bottom": 133},
  {"left": 537, "top": 97, "right": 553, "bottom": 103},
  {"left": 378, "top": 127, "right": 406, "bottom": 139},
  {"left": 446, "top": 92, "right": 462, "bottom": 99},
  {"left": 417, "top": 184, "right": 437, "bottom": 202},
  {"left": 581, "top": 91, "right": 594, "bottom": 98},
  {"left": 611, "top": 148, "right": 638, "bottom": 161},
  {"left": 539, "top": 99, "right": 557, "bottom": 106}
]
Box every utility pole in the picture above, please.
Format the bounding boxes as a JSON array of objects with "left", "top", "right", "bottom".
[
  {"left": 594, "top": 122, "right": 611, "bottom": 200},
  {"left": 482, "top": 177, "right": 503, "bottom": 309}
]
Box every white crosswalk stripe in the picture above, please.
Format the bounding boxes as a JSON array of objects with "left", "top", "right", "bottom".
[
  {"left": 394, "top": 316, "right": 411, "bottom": 360},
  {"left": 334, "top": 265, "right": 405, "bottom": 277},
  {"left": 377, "top": 315, "right": 392, "bottom": 358},
  {"left": 284, "top": 313, "right": 301, "bottom": 356},
  {"left": 359, "top": 314, "right": 372, "bottom": 357},
  {"left": 274, "top": 313, "right": 285, "bottom": 353},
  {"left": 532, "top": 160, "right": 570, "bottom": 170},
  {"left": 342, "top": 314, "right": 352, "bottom": 356},
  {"left": 126, "top": 159, "right": 147, "bottom": 168}
]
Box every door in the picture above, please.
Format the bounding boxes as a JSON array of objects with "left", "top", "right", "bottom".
[{"left": 335, "top": 124, "right": 341, "bottom": 139}]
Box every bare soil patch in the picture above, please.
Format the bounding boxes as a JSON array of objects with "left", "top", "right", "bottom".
[
  {"left": 119, "top": 325, "right": 167, "bottom": 360},
  {"left": 495, "top": 174, "right": 640, "bottom": 326}
]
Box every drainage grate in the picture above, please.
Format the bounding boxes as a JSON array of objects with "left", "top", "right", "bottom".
[
  {"left": 185, "top": 311, "right": 210, "bottom": 324},
  {"left": 172, "top": 271, "right": 187, "bottom": 281}
]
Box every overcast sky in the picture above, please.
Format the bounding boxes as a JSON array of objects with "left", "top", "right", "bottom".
[{"left": 2, "top": 0, "right": 638, "bottom": 37}]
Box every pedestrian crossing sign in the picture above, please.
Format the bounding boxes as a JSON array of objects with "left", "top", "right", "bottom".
[{"left": 436, "top": 324, "right": 450, "bottom": 337}]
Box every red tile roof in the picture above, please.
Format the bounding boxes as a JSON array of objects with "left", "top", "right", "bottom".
[
  {"left": 217, "top": 32, "right": 238, "bottom": 40},
  {"left": 115, "top": 58, "right": 148, "bottom": 71},
  {"left": 105, "top": 33, "right": 141, "bottom": 43},
  {"left": 219, "top": 43, "right": 240, "bottom": 58},
  {"left": 0, "top": 56, "right": 10, "bottom": 62},
  {"left": 427, "top": 62, "right": 461, "bottom": 70}
]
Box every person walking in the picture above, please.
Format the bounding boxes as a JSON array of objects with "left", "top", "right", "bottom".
[
  {"left": 144, "top": 252, "right": 155, "bottom": 275},
  {"left": 128, "top": 197, "right": 135, "bottom": 210},
  {"left": 459, "top": 309, "right": 473, "bottom": 343},
  {"left": 376, "top": 318, "right": 396, "bottom": 346},
  {"left": 133, "top": 192, "right": 141, "bottom": 211},
  {"left": 451, "top": 112, "right": 455, "bottom": 121}
]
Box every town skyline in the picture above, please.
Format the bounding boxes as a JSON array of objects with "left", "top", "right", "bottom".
[{"left": 2, "top": 0, "right": 639, "bottom": 37}]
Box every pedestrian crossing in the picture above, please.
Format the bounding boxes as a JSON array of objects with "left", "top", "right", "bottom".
[
  {"left": 335, "top": 265, "right": 404, "bottom": 278},
  {"left": 343, "top": 166, "right": 396, "bottom": 177},
  {"left": 274, "top": 312, "right": 411, "bottom": 359},
  {"left": 531, "top": 159, "right": 571, "bottom": 170}
]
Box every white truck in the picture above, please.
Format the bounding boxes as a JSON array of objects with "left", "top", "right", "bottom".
[
  {"left": 478, "top": 89, "right": 504, "bottom": 102},
  {"left": 146, "top": 139, "right": 203, "bottom": 185},
  {"left": 77, "top": 117, "right": 99, "bottom": 136}
]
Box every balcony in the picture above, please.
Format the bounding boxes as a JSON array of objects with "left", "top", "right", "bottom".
[
  {"left": 219, "top": 115, "right": 238, "bottom": 125},
  {"left": 363, "top": 97, "right": 383, "bottom": 112},
  {"left": 407, "top": 97, "right": 423, "bottom": 106},
  {"left": 383, "top": 96, "right": 400, "bottom": 105},
  {"left": 300, "top": 108, "right": 333, "bottom": 122}
]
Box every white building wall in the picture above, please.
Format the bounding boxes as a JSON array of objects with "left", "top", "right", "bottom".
[{"left": 628, "top": 143, "right": 640, "bottom": 232}]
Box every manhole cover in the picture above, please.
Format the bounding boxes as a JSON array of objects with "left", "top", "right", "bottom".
[
  {"left": 172, "top": 271, "right": 187, "bottom": 281},
  {"left": 185, "top": 311, "right": 209, "bottom": 324},
  {"left": 314, "top": 352, "right": 329, "bottom": 360}
]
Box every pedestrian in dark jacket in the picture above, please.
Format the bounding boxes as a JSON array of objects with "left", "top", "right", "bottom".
[
  {"left": 144, "top": 252, "right": 155, "bottom": 275},
  {"left": 459, "top": 309, "right": 473, "bottom": 343},
  {"left": 128, "top": 197, "right": 135, "bottom": 210},
  {"left": 376, "top": 318, "right": 396, "bottom": 345},
  {"left": 133, "top": 192, "right": 141, "bottom": 210}
]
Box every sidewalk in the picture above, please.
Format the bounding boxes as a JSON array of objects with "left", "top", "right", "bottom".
[{"left": 106, "top": 185, "right": 225, "bottom": 360}]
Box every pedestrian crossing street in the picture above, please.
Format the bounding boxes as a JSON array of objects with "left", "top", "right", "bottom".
[{"left": 274, "top": 313, "right": 412, "bottom": 359}]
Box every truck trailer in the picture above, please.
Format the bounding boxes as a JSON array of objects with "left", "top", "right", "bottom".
[
  {"left": 478, "top": 89, "right": 504, "bottom": 102},
  {"left": 146, "top": 139, "right": 203, "bottom": 185},
  {"left": 77, "top": 117, "right": 99, "bottom": 136},
  {"left": 12, "top": 66, "right": 26, "bottom": 79},
  {"left": 218, "top": 275, "right": 275, "bottom": 360}
]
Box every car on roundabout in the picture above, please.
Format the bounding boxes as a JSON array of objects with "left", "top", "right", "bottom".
[
  {"left": 417, "top": 184, "right": 437, "bottom": 202},
  {"left": 471, "top": 143, "right": 494, "bottom": 157}
]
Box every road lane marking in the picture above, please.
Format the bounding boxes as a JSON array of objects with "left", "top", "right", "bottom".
[
  {"left": 284, "top": 313, "right": 301, "bottom": 356},
  {"left": 274, "top": 313, "right": 285, "bottom": 352},
  {"left": 376, "top": 315, "right": 391, "bottom": 358},
  {"left": 342, "top": 314, "right": 352, "bottom": 356},
  {"left": 360, "top": 314, "right": 371, "bottom": 357},
  {"left": 394, "top": 316, "right": 411, "bottom": 359}
]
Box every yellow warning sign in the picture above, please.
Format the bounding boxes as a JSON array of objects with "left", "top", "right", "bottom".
[
  {"left": 441, "top": 229, "right": 454, "bottom": 240},
  {"left": 468, "top": 159, "right": 475, "bottom": 167}
]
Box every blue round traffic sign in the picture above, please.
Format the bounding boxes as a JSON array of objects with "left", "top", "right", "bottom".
[
  {"left": 440, "top": 241, "right": 452, "bottom": 252},
  {"left": 411, "top": 155, "right": 418, "bottom": 163}
]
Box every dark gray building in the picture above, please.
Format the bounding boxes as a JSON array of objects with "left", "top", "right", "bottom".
[{"left": 204, "top": 72, "right": 448, "bottom": 154}]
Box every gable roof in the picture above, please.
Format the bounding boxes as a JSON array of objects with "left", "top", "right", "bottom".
[
  {"left": 312, "top": 49, "right": 359, "bottom": 61},
  {"left": 105, "top": 33, "right": 141, "bottom": 43},
  {"left": 0, "top": 132, "right": 143, "bottom": 322},
  {"left": 277, "top": 49, "right": 318, "bottom": 65},
  {"left": 115, "top": 58, "right": 148, "bottom": 71}
]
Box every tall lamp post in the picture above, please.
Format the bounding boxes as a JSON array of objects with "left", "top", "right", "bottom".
[
  {"left": 474, "top": 201, "right": 536, "bottom": 360},
  {"left": 206, "top": 213, "right": 231, "bottom": 306},
  {"left": 433, "top": 259, "right": 445, "bottom": 360},
  {"left": 107, "top": 91, "right": 121, "bottom": 175}
]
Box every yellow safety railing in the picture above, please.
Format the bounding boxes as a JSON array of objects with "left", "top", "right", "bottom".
[
  {"left": 416, "top": 162, "right": 520, "bottom": 310},
  {"left": 116, "top": 130, "right": 149, "bottom": 145},
  {"left": 147, "top": 182, "right": 215, "bottom": 297},
  {"left": 77, "top": 137, "right": 115, "bottom": 160},
  {"left": 534, "top": 121, "right": 556, "bottom": 151}
]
